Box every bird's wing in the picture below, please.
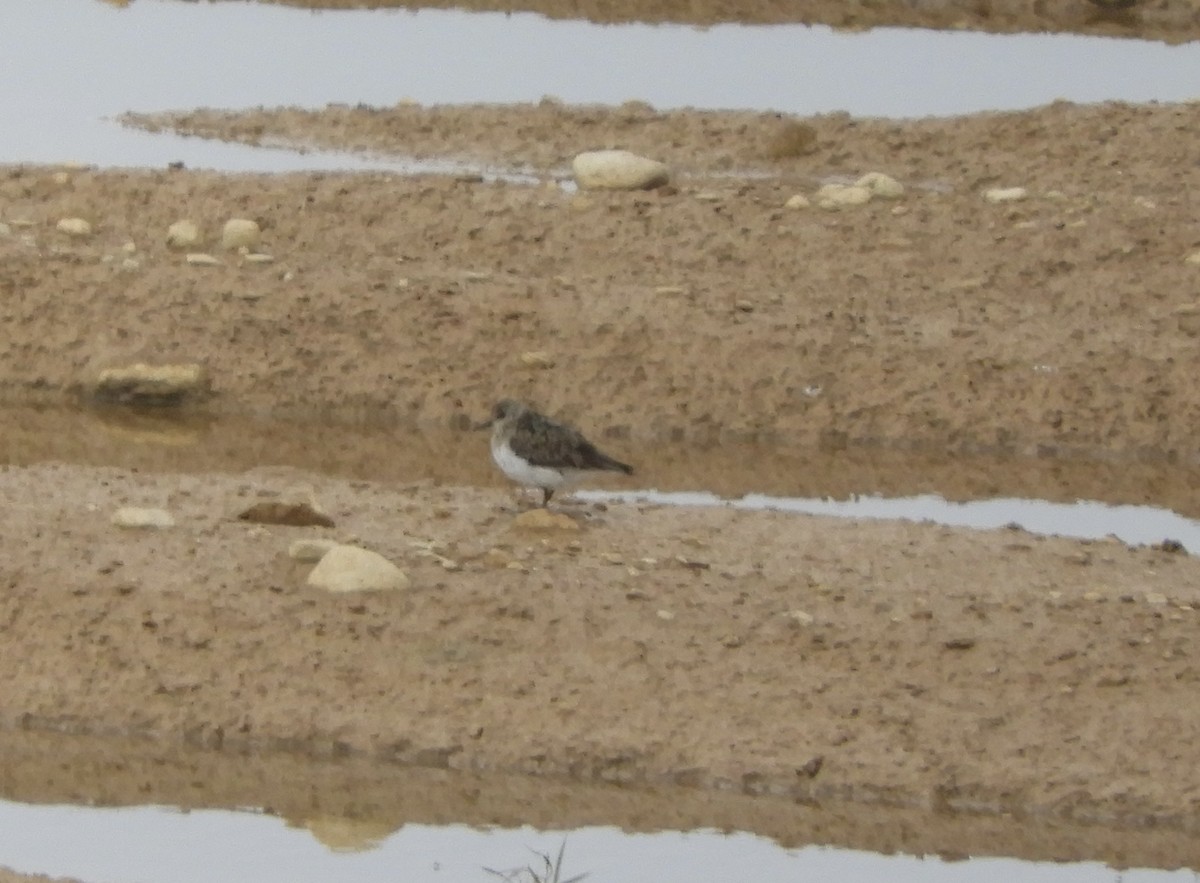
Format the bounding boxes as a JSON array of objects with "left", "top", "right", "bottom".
[{"left": 510, "top": 410, "right": 616, "bottom": 471}]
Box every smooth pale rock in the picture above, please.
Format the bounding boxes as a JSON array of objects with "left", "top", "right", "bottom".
[
  {"left": 166, "top": 219, "right": 202, "bottom": 249},
  {"left": 572, "top": 150, "right": 669, "bottom": 191},
  {"left": 92, "top": 362, "right": 209, "bottom": 405},
  {"left": 512, "top": 509, "right": 580, "bottom": 532},
  {"left": 1184, "top": 252, "right": 1200, "bottom": 265},
  {"left": 288, "top": 538, "right": 340, "bottom": 562},
  {"left": 787, "top": 610, "right": 815, "bottom": 626},
  {"left": 855, "top": 172, "right": 905, "bottom": 199},
  {"left": 519, "top": 351, "right": 555, "bottom": 369},
  {"left": 816, "top": 184, "right": 872, "bottom": 210},
  {"left": 242, "top": 253, "right": 274, "bottom": 264},
  {"left": 306, "top": 545, "right": 409, "bottom": 593},
  {"left": 186, "top": 253, "right": 220, "bottom": 266},
  {"left": 111, "top": 507, "right": 175, "bottom": 529},
  {"left": 784, "top": 194, "right": 811, "bottom": 210},
  {"left": 984, "top": 186, "right": 1028, "bottom": 203},
  {"left": 221, "top": 218, "right": 261, "bottom": 250},
  {"left": 56, "top": 218, "right": 92, "bottom": 237}
]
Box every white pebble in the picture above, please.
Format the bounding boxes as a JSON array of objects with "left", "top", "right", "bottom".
[
  {"left": 855, "top": 172, "right": 904, "bottom": 199},
  {"left": 984, "top": 187, "right": 1028, "bottom": 204},
  {"left": 111, "top": 507, "right": 175, "bottom": 529},
  {"left": 167, "top": 220, "right": 202, "bottom": 249},
  {"left": 816, "top": 184, "right": 872, "bottom": 210},
  {"left": 56, "top": 218, "right": 92, "bottom": 237}
]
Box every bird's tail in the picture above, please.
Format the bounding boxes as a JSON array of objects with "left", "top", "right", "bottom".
[{"left": 601, "top": 455, "right": 634, "bottom": 475}]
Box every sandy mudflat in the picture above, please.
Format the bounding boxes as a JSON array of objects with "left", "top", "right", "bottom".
[{"left": 2, "top": 4, "right": 1200, "bottom": 876}]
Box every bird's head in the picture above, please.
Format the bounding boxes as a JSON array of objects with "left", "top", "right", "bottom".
[{"left": 474, "top": 399, "right": 524, "bottom": 430}]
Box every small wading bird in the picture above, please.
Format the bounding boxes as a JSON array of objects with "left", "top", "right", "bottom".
[{"left": 477, "top": 399, "right": 634, "bottom": 506}]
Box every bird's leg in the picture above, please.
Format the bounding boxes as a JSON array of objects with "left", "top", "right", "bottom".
[{"left": 541, "top": 487, "right": 554, "bottom": 507}]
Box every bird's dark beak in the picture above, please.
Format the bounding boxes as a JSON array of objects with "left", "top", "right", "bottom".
[{"left": 472, "top": 417, "right": 493, "bottom": 431}]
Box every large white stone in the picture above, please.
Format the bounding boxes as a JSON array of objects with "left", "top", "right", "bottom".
[
  {"left": 306, "top": 544, "right": 410, "bottom": 593},
  {"left": 572, "top": 150, "right": 669, "bottom": 191},
  {"left": 221, "top": 218, "right": 261, "bottom": 250}
]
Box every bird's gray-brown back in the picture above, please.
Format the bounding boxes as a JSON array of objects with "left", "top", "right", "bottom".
[{"left": 507, "top": 406, "right": 632, "bottom": 474}]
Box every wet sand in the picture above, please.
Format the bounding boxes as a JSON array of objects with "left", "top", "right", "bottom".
[{"left": 2, "top": 2, "right": 1200, "bottom": 877}]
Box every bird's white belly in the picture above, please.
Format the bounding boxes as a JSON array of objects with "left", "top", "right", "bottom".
[{"left": 491, "top": 439, "right": 574, "bottom": 489}]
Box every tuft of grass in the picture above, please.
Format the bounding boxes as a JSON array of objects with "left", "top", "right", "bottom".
[
  {"left": 484, "top": 839, "right": 589, "bottom": 883},
  {"left": 766, "top": 120, "right": 818, "bottom": 159}
]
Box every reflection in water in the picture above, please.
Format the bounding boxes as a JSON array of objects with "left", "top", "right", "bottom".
[
  {"left": 1, "top": 1, "right": 1199, "bottom": 168},
  {"left": 0, "top": 799, "right": 1194, "bottom": 883}
]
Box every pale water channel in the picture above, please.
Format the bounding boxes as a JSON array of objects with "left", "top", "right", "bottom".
[
  {"left": 1, "top": 0, "right": 1198, "bottom": 169},
  {"left": 2, "top": 799, "right": 1198, "bottom": 883},
  {"left": 2, "top": 0, "right": 1200, "bottom": 880},
  {"left": 579, "top": 489, "right": 1200, "bottom": 552}
]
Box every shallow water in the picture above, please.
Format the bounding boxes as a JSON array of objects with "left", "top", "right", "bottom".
[
  {"left": 2, "top": 799, "right": 1196, "bottom": 883},
  {"left": 4, "top": 406, "right": 1200, "bottom": 552},
  {"left": 2, "top": 0, "right": 1198, "bottom": 169},
  {"left": 579, "top": 490, "right": 1200, "bottom": 552}
]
